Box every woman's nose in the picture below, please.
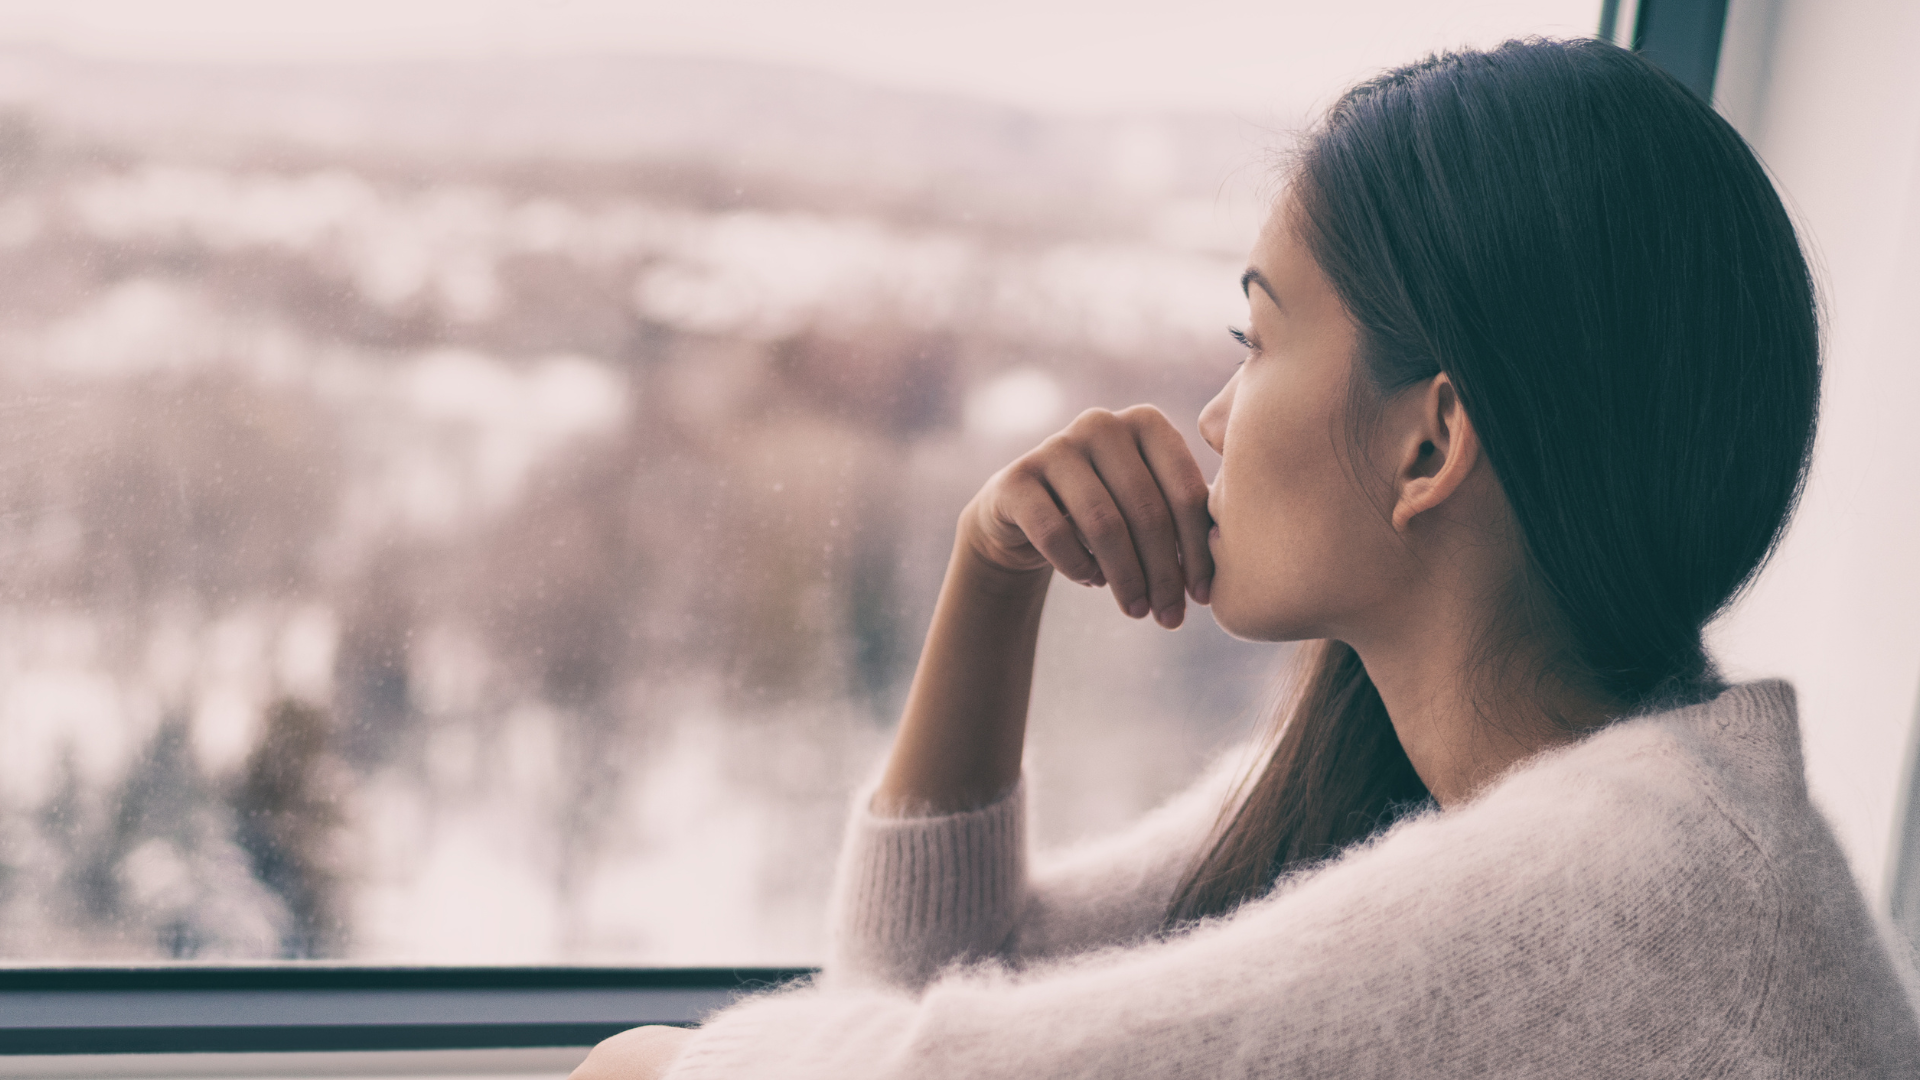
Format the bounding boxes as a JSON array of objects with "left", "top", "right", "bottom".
[{"left": 1198, "top": 373, "right": 1235, "bottom": 456}]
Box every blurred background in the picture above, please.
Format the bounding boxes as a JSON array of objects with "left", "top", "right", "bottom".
[{"left": 9, "top": 0, "right": 1915, "bottom": 968}]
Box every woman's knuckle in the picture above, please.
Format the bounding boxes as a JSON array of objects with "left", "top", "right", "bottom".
[
  {"left": 1071, "top": 408, "right": 1117, "bottom": 436},
  {"left": 1079, "top": 504, "right": 1122, "bottom": 534},
  {"left": 1039, "top": 428, "right": 1082, "bottom": 457},
  {"left": 1032, "top": 518, "right": 1073, "bottom": 548},
  {"left": 1129, "top": 495, "right": 1172, "bottom": 527}
]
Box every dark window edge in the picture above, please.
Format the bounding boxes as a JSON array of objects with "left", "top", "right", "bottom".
[
  {"left": 1619, "top": 0, "right": 1733, "bottom": 102},
  {"left": 0, "top": 966, "right": 817, "bottom": 1055}
]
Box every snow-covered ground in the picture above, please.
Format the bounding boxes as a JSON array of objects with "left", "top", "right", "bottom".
[{"left": 0, "top": 56, "right": 1277, "bottom": 963}]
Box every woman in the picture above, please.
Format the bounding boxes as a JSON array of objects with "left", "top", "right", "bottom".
[{"left": 580, "top": 38, "right": 1920, "bottom": 1077}]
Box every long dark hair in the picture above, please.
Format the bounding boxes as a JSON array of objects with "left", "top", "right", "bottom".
[{"left": 1168, "top": 38, "right": 1820, "bottom": 924}]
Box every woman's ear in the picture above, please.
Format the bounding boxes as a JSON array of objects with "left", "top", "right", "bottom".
[{"left": 1390, "top": 373, "right": 1482, "bottom": 532}]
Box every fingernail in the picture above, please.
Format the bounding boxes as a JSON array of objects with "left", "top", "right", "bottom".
[
  {"left": 1193, "top": 580, "right": 1211, "bottom": 605},
  {"left": 1089, "top": 571, "right": 1106, "bottom": 587},
  {"left": 1127, "top": 598, "right": 1150, "bottom": 619},
  {"left": 1156, "top": 606, "right": 1182, "bottom": 629}
]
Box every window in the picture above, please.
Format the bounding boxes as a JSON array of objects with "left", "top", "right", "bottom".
[{"left": 2, "top": 0, "right": 1712, "bottom": 980}]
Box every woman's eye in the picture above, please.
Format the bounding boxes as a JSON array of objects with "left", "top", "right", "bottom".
[{"left": 1227, "top": 325, "right": 1255, "bottom": 350}]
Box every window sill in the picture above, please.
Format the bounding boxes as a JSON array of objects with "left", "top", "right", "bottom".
[
  {"left": 0, "top": 1047, "right": 589, "bottom": 1079},
  {"left": 0, "top": 966, "right": 815, "bottom": 1056}
]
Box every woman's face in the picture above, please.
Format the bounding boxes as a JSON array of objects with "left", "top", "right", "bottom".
[{"left": 1199, "top": 202, "right": 1414, "bottom": 642}]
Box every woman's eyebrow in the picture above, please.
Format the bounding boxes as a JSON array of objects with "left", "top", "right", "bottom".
[{"left": 1241, "top": 268, "right": 1282, "bottom": 309}]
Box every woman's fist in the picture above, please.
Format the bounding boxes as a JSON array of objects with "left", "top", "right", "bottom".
[{"left": 960, "top": 405, "right": 1213, "bottom": 628}]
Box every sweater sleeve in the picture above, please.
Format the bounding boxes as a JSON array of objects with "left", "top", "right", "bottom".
[
  {"left": 664, "top": 746, "right": 1785, "bottom": 1080},
  {"left": 824, "top": 748, "right": 1253, "bottom": 991}
]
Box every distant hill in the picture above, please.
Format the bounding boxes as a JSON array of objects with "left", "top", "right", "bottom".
[{"left": 0, "top": 46, "right": 1291, "bottom": 222}]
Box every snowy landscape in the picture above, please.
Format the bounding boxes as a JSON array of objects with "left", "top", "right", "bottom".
[{"left": 0, "top": 46, "right": 1290, "bottom": 964}]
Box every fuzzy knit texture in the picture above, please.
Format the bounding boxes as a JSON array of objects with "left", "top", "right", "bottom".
[{"left": 663, "top": 680, "right": 1920, "bottom": 1078}]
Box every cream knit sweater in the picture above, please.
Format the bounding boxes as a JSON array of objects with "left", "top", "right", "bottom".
[{"left": 664, "top": 680, "right": 1920, "bottom": 1077}]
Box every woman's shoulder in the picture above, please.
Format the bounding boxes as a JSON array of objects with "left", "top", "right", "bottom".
[
  {"left": 1185, "top": 701, "right": 1789, "bottom": 1049},
  {"left": 1475, "top": 678, "right": 1920, "bottom": 1057},
  {"left": 1350, "top": 677, "right": 1875, "bottom": 981},
  {"left": 1504, "top": 678, "right": 1812, "bottom": 863},
  {"left": 1171, "top": 681, "right": 1917, "bottom": 1072},
  {"left": 1290, "top": 682, "right": 1809, "bottom": 933}
]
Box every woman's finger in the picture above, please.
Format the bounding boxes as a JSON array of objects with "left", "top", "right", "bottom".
[
  {"left": 1085, "top": 431, "right": 1188, "bottom": 627},
  {"left": 998, "top": 469, "right": 1103, "bottom": 584},
  {"left": 1040, "top": 452, "right": 1153, "bottom": 618},
  {"left": 1125, "top": 406, "right": 1216, "bottom": 605}
]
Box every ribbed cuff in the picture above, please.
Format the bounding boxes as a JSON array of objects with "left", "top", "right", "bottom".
[{"left": 825, "top": 777, "right": 1028, "bottom": 991}]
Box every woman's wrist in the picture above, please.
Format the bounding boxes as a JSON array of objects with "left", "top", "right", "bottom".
[{"left": 952, "top": 530, "right": 1056, "bottom": 600}]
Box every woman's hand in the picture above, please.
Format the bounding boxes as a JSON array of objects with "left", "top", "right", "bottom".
[
  {"left": 960, "top": 405, "right": 1214, "bottom": 628},
  {"left": 872, "top": 403, "right": 1213, "bottom": 816},
  {"left": 569, "top": 1025, "right": 695, "bottom": 1080}
]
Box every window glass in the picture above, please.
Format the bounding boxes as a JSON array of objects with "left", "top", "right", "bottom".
[{"left": 0, "top": 0, "right": 1599, "bottom": 964}]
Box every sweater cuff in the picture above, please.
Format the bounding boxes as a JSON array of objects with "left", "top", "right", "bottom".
[{"left": 825, "top": 777, "right": 1028, "bottom": 991}]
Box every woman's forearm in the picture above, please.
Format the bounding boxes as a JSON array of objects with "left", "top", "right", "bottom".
[
  {"left": 871, "top": 537, "right": 1053, "bottom": 816},
  {"left": 870, "top": 404, "right": 1212, "bottom": 816}
]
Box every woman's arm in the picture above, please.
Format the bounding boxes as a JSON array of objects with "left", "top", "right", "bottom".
[
  {"left": 666, "top": 755, "right": 1786, "bottom": 1080},
  {"left": 827, "top": 405, "right": 1218, "bottom": 987},
  {"left": 872, "top": 404, "right": 1215, "bottom": 817},
  {"left": 830, "top": 740, "right": 1255, "bottom": 989},
  {"left": 868, "top": 544, "right": 1051, "bottom": 817}
]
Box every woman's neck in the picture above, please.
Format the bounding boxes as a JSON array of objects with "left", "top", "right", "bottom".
[{"left": 1349, "top": 609, "right": 1613, "bottom": 808}]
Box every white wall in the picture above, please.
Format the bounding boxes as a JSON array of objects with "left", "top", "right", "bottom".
[{"left": 1708, "top": 0, "right": 1920, "bottom": 902}]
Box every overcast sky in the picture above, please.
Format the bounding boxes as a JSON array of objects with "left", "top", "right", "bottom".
[{"left": 0, "top": 0, "right": 1603, "bottom": 114}]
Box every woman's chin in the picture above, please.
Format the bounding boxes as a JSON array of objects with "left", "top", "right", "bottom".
[
  {"left": 1207, "top": 583, "right": 1314, "bottom": 644},
  {"left": 1206, "top": 589, "right": 1274, "bottom": 643}
]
